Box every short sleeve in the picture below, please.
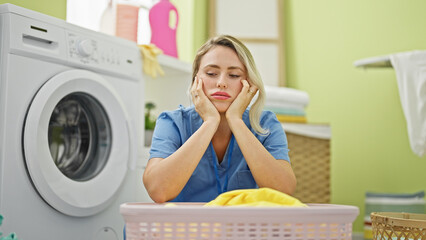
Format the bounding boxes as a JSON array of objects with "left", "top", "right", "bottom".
[
  {"left": 260, "top": 112, "right": 290, "bottom": 162},
  {"left": 149, "top": 112, "right": 182, "bottom": 159}
]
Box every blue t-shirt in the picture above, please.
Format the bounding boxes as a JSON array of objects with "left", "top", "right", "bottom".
[{"left": 149, "top": 105, "right": 290, "bottom": 202}]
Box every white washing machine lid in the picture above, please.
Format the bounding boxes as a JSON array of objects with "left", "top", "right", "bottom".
[{"left": 23, "top": 69, "right": 136, "bottom": 217}]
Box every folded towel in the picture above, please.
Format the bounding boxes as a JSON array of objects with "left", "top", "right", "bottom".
[
  {"left": 265, "top": 85, "right": 310, "bottom": 106},
  {"left": 138, "top": 44, "right": 165, "bottom": 78},
  {"left": 276, "top": 114, "right": 307, "bottom": 123},
  {"left": 264, "top": 100, "right": 307, "bottom": 112},
  {"left": 390, "top": 51, "right": 426, "bottom": 157},
  {"left": 205, "top": 188, "right": 307, "bottom": 207},
  {"left": 264, "top": 107, "right": 306, "bottom": 116}
]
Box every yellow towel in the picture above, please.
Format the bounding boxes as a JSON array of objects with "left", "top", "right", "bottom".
[
  {"left": 138, "top": 44, "right": 165, "bottom": 78},
  {"left": 276, "top": 114, "right": 307, "bottom": 123},
  {"left": 205, "top": 188, "right": 307, "bottom": 207}
]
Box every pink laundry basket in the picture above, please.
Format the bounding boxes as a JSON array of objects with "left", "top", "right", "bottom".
[{"left": 120, "top": 203, "right": 359, "bottom": 240}]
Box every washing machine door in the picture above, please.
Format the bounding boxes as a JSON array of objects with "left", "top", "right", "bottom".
[{"left": 23, "top": 69, "right": 135, "bottom": 217}]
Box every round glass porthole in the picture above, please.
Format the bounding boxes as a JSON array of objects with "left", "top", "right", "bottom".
[{"left": 48, "top": 92, "right": 112, "bottom": 181}]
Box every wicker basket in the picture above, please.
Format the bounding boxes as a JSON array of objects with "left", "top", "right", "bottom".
[
  {"left": 286, "top": 132, "right": 330, "bottom": 203},
  {"left": 371, "top": 212, "right": 426, "bottom": 240}
]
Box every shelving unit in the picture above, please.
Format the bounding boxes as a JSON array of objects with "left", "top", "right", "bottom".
[
  {"left": 144, "top": 54, "right": 192, "bottom": 116},
  {"left": 137, "top": 55, "right": 193, "bottom": 202}
]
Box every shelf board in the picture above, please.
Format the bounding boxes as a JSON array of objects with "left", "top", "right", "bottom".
[
  {"left": 353, "top": 55, "right": 392, "bottom": 68},
  {"left": 281, "top": 123, "right": 331, "bottom": 140}
]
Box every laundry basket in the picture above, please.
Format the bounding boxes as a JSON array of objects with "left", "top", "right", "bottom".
[
  {"left": 371, "top": 212, "right": 426, "bottom": 240},
  {"left": 120, "top": 203, "right": 359, "bottom": 240}
]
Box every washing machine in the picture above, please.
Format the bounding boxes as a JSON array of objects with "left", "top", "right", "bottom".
[{"left": 0, "top": 4, "right": 147, "bottom": 240}]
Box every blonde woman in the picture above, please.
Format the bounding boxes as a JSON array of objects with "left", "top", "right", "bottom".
[{"left": 143, "top": 35, "right": 296, "bottom": 203}]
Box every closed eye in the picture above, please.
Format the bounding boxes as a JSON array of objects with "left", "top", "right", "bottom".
[
  {"left": 207, "top": 72, "right": 216, "bottom": 76},
  {"left": 230, "top": 74, "right": 240, "bottom": 78}
]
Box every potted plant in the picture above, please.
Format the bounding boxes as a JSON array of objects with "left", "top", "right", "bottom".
[{"left": 144, "top": 102, "right": 156, "bottom": 146}]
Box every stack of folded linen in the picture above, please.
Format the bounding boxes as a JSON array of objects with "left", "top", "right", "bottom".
[{"left": 263, "top": 85, "right": 309, "bottom": 123}]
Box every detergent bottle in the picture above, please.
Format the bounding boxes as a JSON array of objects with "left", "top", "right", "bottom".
[
  {"left": 115, "top": 1, "right": 139, "bottom": 42},
  {"left": 149, "top": 0, "right": 179, "bottom": 58},
  {"left": 99, "top": 0, "right": 116, "bottom": 36}
]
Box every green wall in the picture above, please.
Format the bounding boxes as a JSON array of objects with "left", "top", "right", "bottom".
[
  {"left": 171, "top": 0, "right": 193, "bottom": 63},
  {"left": 172, "top": 0, "right": 208, "bottom": 63},
  {"left": 284, "top": 0, "right": 426, "bottom": 232},
  {"left": 0, "top": 0, "right": 66, "bottom": 19}
]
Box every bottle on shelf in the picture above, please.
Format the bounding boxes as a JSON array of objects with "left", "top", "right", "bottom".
[
  {"left": 99, "top": 0, "right": 116, "bottom": 36},
  {"left": 149, "top": 0, "right": 179, "bottom": 58},
  {"left": 116, "top": 0, "right": 140, "bottom": 42}
]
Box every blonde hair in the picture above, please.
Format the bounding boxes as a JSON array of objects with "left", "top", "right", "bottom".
[{"left": 192, "top": 35, "right": 268, "bottom": 135}]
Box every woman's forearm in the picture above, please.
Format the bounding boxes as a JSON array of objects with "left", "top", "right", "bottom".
[
  {"left": 143, "top": 120, "right": 219, "bottom": 203},
  {"left": 227, "top": 118, "right": 297, "bottom": 195}
]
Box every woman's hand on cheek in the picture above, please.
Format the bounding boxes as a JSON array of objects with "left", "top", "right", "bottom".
[
  {"left": 226, "top": 79, "right": 258, "bottom": 121},
  {"left": 191, "top": 76, "right": 220, "bottom": 124}
]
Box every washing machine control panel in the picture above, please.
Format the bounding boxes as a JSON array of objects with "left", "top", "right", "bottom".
[
  {"left": 68, "top": 32, "right": 121, "bottom": 65},
  {"left": 66, "top": 31, "right": 140, "bottom": 78}
]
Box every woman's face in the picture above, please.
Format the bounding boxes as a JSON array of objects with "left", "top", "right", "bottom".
[{"left": 197, "top": 45, "right": 247, "bottom": 113}]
